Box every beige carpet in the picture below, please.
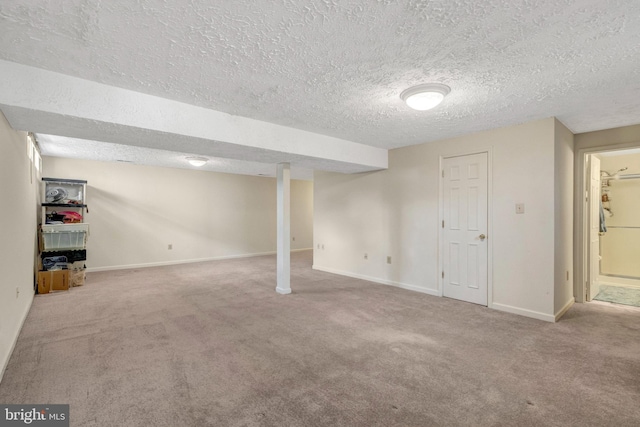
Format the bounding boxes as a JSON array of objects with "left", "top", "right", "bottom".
[{"left": 1, "top": 251, "right": 639, "bottom": 426}]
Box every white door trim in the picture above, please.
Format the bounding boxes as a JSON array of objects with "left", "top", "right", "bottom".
[
  {"left": 575, "top": 141, "right": 640, "bottom": 303},
  {"left": 438, "top": 148, "right": 493, "bottom": 308},
  {"left": 587, "top": 155, "right": 601, "bottom": 301}
]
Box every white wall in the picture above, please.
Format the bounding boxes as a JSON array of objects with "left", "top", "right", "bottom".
[
  {"left": 314, "top": 169, "right": 393, "bottom": 284},
  {"left": 553, "top": 119, "right": 575, "bottom": 317},
  {"left": 315, "top": 118, "right": 568, "bottom": 321},
  {"left": 600, "top": 153, "right": 640, "bottom": 278},
  {"left": 43, "top": 157, "right": 313, "bottom": 271},
  {"left": 0, "top": 112, "right": 39, "bottom": 382}
]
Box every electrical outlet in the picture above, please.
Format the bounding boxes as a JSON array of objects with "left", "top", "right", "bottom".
[
  {"left": 168, "top": 244, "right": 173, "bottom": 250},
  {"left": 516, "top": 203, "right": 525, "bottom": 214},
  {"left": 364, "top": 253, "right": 368, "bottom": 260},
  {"left": 16, "top": 287, "right": 19, "bottom": 298},
  {"left": 387, "top": 256, "right": 392, "bottom": 264}
]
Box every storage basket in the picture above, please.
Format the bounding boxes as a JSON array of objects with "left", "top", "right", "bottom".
[{"left": 42, "top": 224, "right": 89, "bottom": 251}]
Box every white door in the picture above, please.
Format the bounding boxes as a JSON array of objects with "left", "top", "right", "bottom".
[
  {"left": 587, "top": 155, "right": 601, "bottom": 301},
  {"left": 442, "top": 153, "right": 488, "bottom": 305}
]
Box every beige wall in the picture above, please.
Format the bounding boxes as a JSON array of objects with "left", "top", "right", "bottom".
[
  {"left": 575, "top": 124, "right": 640, "bottom": 151},
  {"left": 0, "top": 113, "right": 39, "bottom": 381},
  {"left": 314, "top": 118, "right": 572, "bottom": 321},
  {"left": 291, "top": 180, "right": 314, "bottom": 252},
  {"left": 43, "top": 157, "right": 313, "bottom": 271},
  {"left": 600, "top": 153, "right": 640, "bottom": 278},
  {"left": 554, "top": 119, "right": 575, "bottom": 315}
]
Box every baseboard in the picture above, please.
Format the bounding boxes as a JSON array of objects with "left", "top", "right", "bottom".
[
  {"left": 491, "top": 302, "right": 555, "bottom": 322},
  {"left": 599, "top": 275, "right": 640, "bottom": 289},
  {"left": 87, "top": 249, "right": 312, "bottom": 273},
  {"left": 554, "top": 297, "right": 575, "bottom": 322},
  {"left": 313, "top": 266, "right": 559, "bottom": 322},
  {"left": 1, "top": 290, "right": 34, "bottom": 384},
  {"left": 312, "top": 265, "right": 439, "bottom": 297}
]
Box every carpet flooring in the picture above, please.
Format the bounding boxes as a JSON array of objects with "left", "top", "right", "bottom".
[
  {"left": 594, "top": 284, "right": 640, "bottom": 308},
  {"left": 1, "top": 251, "right": 639, "bottom": 426}
]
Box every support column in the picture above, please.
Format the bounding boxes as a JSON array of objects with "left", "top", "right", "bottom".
[{"left": 276, "top": 162, "right": 291, "bottom": 294}]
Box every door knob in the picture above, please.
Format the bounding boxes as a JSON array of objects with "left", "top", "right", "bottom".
[{"left": 479, "top": 234, "right": 486, "bottom": 241}]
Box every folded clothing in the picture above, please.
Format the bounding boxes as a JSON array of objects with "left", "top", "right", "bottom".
[{"left": 41, "top": 250, "right": 86, "bottom": 264}]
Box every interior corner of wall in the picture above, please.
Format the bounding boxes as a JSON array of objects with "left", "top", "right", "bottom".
[{"left": 554, "top": 297, "right": 575, "bottom": 322}]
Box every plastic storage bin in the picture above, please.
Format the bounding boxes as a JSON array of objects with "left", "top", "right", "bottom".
[
  {"left": 43, "top": 178, "right": 85, "bottom": 204},
  {"left": 41, "top": 224, "right": 89, "bottom": 251}
]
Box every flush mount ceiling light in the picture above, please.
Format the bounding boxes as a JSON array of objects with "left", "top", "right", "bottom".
[
  {"left": 400, "top": 83, "right": 451, "bottom": 111},
  {"left": 186, "top": 156, "right": 208, "bottom": 167}
]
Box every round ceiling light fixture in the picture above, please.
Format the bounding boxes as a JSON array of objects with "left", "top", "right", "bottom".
[
  {"left": 186, "top": 156, "right": 208, "bottom": 167},
  {"left": 400, "top": 83, "right": 451, "bottom": 111}
]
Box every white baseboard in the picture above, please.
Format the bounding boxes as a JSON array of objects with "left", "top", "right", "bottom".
[
  {"left": 1, "top": 290, "right": 34, "bottom": 384},
  {"left": 87, "top": 248, "right": 312, "bottom": 273},
  {"left": 554, "top": 297, "right": 575, "bottom": 321},
  {"left": 313, "top": 266, "right": 561, "bottom": 323},
  {"left": 491, "top": 302, "right": 555, "bottom": 322},
  {"left": 312, "top": 264, "right": 439, "bottom": 297},
  {"left": 599, "top": 275, "right": 640, "bottom": 288}
]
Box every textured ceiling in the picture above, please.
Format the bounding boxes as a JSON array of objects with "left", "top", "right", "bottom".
[{"left": 1, "top": 1, "right": 640, "bottom": 161}]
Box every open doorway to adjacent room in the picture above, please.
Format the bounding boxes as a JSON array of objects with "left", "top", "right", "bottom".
[{"left": 583, "top": 148, "right": 640, "bottom": 309}]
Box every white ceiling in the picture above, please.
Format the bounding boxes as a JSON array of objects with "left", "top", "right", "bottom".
[{"left": 1, "top": 0, "right": 640, "bottom": 174}]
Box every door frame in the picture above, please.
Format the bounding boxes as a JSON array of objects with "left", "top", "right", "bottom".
[
  {"left": 575, "top": 141, "right": 640, "bottom": 303},
  {"left": 438, "top": 148, "right": 494, "bottom": 308},
  {"left": 586, "top": 154, "right": 601, "bottom": 301}
]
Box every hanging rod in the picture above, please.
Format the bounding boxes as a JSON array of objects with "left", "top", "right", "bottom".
[
  {"left": 606, "top": 226, "right": 640, "bottom": 229},
  {"left": 618, "top": 173, "right": 640, "bottom": 180}
]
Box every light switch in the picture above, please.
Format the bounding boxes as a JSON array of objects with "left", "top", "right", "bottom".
[{"left": 516, "top": 203, "right": 525, "bottom": 214}]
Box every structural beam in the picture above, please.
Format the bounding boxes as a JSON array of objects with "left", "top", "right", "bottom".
[
  {"left": 276, "top": 162, "right": 291, "bottom": 295},
  {"left": 0, "top": 60, "right": 388, "bottom": 174}
]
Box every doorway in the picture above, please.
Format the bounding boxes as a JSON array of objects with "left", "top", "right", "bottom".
[
  {"left": 582, "top": 149, "right": 640, "bottom": 308},
  {"left": 440, "top": 152, "right": 489, "bottom": 306}
]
